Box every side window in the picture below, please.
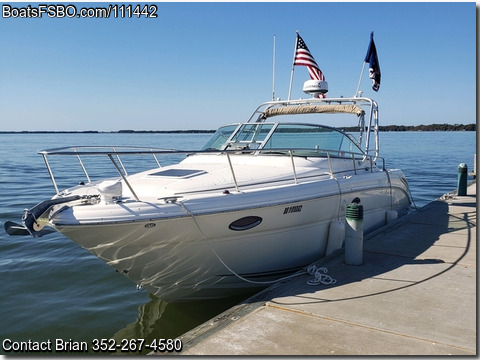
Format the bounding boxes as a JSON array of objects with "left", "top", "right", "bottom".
[{"left": 201, "top": 125, "right": 238, "bottom": 150}]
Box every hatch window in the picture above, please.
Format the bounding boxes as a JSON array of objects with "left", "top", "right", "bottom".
[{"left": 150, "top": 169, "right": 206, "bottom": 178}]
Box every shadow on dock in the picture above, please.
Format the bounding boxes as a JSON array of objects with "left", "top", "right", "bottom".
[{"left": 260, "top": 197, "right": 475, "bottom": 306}]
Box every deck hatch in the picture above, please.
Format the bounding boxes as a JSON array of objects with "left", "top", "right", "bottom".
[{"left": 150, "top": 169, "right": 206, "bottom": 178}]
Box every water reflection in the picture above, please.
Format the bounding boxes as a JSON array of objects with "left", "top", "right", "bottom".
[{"left": 110, "top": 291, "right": 258, "bottom": 355}]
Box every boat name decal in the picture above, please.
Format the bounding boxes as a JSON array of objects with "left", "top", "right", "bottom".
[{"left": 283, "top": 205, "right": 303, "bottom": 214}]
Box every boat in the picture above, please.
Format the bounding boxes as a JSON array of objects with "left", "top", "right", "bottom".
[{"left": 5, "top": 36, "right": 412, "bottom": 302}]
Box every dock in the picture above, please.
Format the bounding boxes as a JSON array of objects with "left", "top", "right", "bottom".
[{"left": 169, "top": 181, "right": 476, "bottom": 356}]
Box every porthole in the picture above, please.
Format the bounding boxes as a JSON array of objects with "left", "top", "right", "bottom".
[{"left": 228, "top": 216, "right": 262, "bottom": 231}]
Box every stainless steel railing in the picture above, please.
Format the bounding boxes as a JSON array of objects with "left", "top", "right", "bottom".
[{"left": 38, "top": 146, "right": 385, "bottom": 200}]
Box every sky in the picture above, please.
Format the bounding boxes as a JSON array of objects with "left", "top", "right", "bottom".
[{"left": 0, "top": 2, "right": 476, "bottom": 131}]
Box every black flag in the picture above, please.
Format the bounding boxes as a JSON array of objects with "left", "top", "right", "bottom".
[{"left": 364, "top": 32, "right": 381, "bottom": 91}]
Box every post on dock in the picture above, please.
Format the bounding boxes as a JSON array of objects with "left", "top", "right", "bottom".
[
  {"left": 345, "top": 198, "right": 364, "bottom": 265},
  {"left": 457, "top": 163, "right": 468, "bottom": 196}
]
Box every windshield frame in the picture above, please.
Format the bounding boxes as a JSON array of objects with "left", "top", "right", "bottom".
[{"left": 201, "top": 121, "right": 365, "bottom": 157}]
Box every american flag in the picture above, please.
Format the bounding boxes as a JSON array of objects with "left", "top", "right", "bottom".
[{"left": 294, "top": 34, "right": 325, "bottom": 81}]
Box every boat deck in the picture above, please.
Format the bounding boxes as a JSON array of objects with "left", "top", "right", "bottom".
[{"left": 168, "top": 181, "right": 476, "bottom": 356}]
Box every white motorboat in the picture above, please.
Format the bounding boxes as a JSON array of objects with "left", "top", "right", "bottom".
[
  {"left": 5, "top": 37, "right": 412, "bottom": 302},
  {"left": 5, "top": 94, "right": 411, "bottom": 301}
]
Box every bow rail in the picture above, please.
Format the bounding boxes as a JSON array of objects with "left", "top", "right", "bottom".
[{"left": 39, "top": 145, "right": 385, "bottom": 200}]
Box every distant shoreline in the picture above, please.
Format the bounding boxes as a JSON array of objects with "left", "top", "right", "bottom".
[
  {"left": 0, "top": 123, "right": 476, "bottom": 134},
  {"left": 0, "top": 130, "right": 217, "bottom": 134}
]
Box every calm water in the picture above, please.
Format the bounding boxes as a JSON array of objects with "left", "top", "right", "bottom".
[{"left": 0, "top": 131, "right": 476, "bottom": 354}]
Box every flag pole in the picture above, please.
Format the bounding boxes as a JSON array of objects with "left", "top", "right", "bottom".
[
  {"left": 356, "top": 31, "right": 376, "bottom": 97},
  {"left": 272, "top": 34, "right": 276, "bottom": 101},
  {"left": 287, "top": 30, "right": 299, "bottom": 101},
  {"left": 354, "top": 61, "right": 366, "bottom": 97}
]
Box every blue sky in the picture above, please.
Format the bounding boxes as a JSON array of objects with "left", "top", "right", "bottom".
[{"left": 0, "top": 2, "right": 476, "bottom": 131}]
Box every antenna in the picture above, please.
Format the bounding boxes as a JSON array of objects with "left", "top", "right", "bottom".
[{"left": 272, "top": 34, "right": 276, "bottom": 101}]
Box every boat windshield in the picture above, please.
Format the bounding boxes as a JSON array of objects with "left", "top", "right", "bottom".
[
  {"left": 263, "top": 124, "right": 364, "bottom": 157},
  {"left": 201, "top": 123, "right": 275, "bottom": 151},
  {"left": 227, "top": 124, "right": 275, "bottom": 149},
  {"left": 201, "top": 123, "right": 363, "bottom": 157},
  {"left": 201, "top": 125, "right": 238, "bottom": 150}
]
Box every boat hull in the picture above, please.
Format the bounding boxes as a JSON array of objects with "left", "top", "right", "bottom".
[{"left": 53, "top": 172, "right": 410, "bottom": 302}]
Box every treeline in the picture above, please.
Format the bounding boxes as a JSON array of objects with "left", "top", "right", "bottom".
[
  {"left": 117, "top": 129, "right": 215, "bottom": 134},
  {"left": 0, "top": 124, "right": 475, "bottom": 134},
  {"left": 380, "top": 123, "right": 476, "bottom": 131},
  {"left": 342, "top": 123, "right": 476, "bottom": 132},
  {"left": 0, "top": 130, "right": 216, "bottom": 134}
]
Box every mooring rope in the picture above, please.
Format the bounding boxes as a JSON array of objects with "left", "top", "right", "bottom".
[{"left": 306, "top": 264, "right": 337, "bottom": 286}]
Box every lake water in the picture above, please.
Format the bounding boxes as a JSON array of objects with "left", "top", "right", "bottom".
[{"left": 0, "top": 131, "right": 475, "bottom": 355}]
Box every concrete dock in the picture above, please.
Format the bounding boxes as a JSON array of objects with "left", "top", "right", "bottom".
[{"left": 172, "top": 182, "right": 476, "bottom": 356}]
